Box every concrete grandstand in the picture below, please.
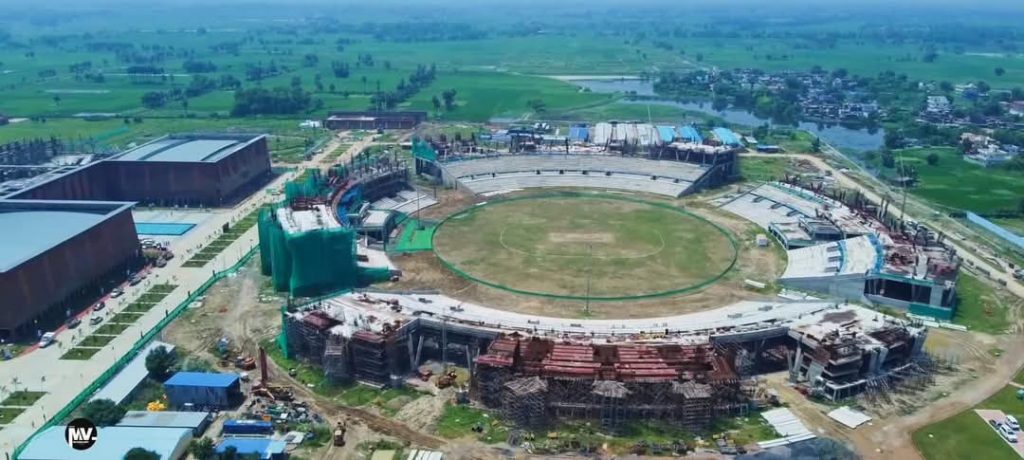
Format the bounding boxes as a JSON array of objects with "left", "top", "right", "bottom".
[
  {"left": 721, "top": 182, "right": 960, "bottom": 319},
  {"left": 438, "top": 154, "right": 721, "bottom": 197}
]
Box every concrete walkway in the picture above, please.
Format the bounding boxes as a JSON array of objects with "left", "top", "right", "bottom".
[{"left": 0, "top": 170, "right": 296, "bottom": 458}]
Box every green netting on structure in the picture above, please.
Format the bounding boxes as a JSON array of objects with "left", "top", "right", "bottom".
[
  {"left": 284, "top": 170, "right": 331, "bottom": 202},
  {"left": 259, "top": 208, "right": 363, "bottom": 296},
  {"left": 412, "top": 138, "right": 437, "bottom": 161}
]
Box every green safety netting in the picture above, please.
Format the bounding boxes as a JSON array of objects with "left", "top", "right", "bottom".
[
  {"left": 284, "top": 170, "right": 331, "bottom": 202},
  {"left": 259, "top": 206, "right": 362, "bottom": 296},
  {"left": 412, "top": 138, "right": 437, "bottom": 161}
]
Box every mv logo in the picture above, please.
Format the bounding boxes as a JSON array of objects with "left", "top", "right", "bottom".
[{"left": 65, "top": 418, "right": 98, "bottom": 450}]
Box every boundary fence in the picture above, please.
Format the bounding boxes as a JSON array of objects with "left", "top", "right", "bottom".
[{"left": 12, "top": 247, "right": 259, "bottom": 459}]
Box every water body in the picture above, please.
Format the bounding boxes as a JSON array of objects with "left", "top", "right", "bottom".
[{"left": 570, "top": 79, "right": 884, "bottom": 152}]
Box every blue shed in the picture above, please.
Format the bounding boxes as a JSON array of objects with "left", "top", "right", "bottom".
[
  {"left": 223, "top": 419, "right": 275, "bottom": 435},
  {"left": 217, "top": 438, "right": 288, "bottom": 460},
  {"left": 164, "top": 372, "right": 242, "bottom": 409}
]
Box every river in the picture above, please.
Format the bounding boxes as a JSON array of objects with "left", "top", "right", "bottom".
[{"left": 569, "top": 78, "right": 884, "bottom": 152}]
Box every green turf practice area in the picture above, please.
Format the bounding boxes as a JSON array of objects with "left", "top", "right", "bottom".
[
  {"left": 913, "top": 385, "right": 1024, "bottom": 460},
  {"left": 392, "top": 219, "right": 437, "bottom": 253},
  {"left": 432, "top": 193, "right": 737, "bottom": 300}
]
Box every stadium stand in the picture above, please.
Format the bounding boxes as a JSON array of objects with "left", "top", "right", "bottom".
[
  {"left": 457, "top": 171, "right": 691, "bottom": 197},
  {"left": 440, "top": 155, "right": 708, "bottom": 197},
  {"left": 781, "top": 235, "right": 878, "bottom": 279}
]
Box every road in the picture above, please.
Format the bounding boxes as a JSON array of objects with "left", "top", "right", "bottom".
[
  {"left": 0, "top": 131, "right": 393, "bottom": 458},
  {"left": 0, "top": 170, "right": 297, "bottom": 458}
]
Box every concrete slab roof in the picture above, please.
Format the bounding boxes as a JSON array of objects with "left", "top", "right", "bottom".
[{"left": 0, "top": 200, "right": 135, "bottom": 272}]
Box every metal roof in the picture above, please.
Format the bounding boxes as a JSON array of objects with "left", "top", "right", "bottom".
[
  {"left": 0, "top": 200, "right": 135, "bottom": 272},
  {"left": 91, "top": 341, "right": 176, "bottom": 404},
  {"left": 216, "top": 438, "right": 287, "bottom": 459},
  {"left": 117, "top": 410, "right": 210, "bottom": 430},
  {"left": 165, "top": 371, "right": 239, "bottom": 388},
  {"left": 19, "top": 426, "right": 191, "bottom": 460},
  {"left": 114, "top": 134, "right": 262, "bottom": 163}
]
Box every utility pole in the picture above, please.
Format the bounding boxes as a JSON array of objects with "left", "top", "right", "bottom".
[{"left": 584, "top": 244, "right": 593, "bottom": 315}]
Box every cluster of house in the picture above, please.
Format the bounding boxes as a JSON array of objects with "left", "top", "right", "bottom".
[
  {"left": 960, "top": 132, "right": 1020, "bottom": 167},
  {"left": 723, "top": 69, "right": 882, "bottom": 122}
]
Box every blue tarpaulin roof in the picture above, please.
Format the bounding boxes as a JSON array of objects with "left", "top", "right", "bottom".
[
  {"left": 165, "top": 372, "right": 239, "bottom": 388},
  {"left": 713, "top": 127, "right": 742, "bottom": 146},
  {"left": 656, "top": 126, "right": 677, "bottom": 143},
  {"left": 217, "top": 438, "right": 287, "bottom": 460},
  {"left": 568, "top": 125, "right": 589, "bottom": 142},
  {"left": 678, "top": 126, "right": 703, "bottom": 143}
]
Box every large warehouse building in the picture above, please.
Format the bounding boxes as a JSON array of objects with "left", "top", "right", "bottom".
[
  {"left": 5, "top": 134, "right": 271, "bottom": 207},
  {"left": 0, "top": 133, "right": 271, "bottom": 340},
  {"left": 0, "top": 200, "right": 142, "bottom": 340}
]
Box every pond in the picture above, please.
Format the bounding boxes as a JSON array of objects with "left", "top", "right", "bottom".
[{"left": 569, "top": 78, "right": 885, "bottom": 152}]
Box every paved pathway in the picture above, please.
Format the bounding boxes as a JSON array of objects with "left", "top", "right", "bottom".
[{"left": 0, "top": 170, "right": 296, "bottom": 458}]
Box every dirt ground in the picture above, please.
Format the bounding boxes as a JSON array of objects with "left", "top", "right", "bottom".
[{"left": 388, "top": 187, "right": 786, "bottom": 319}]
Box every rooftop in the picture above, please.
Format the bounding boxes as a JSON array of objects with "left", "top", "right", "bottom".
[
  {"left": 92, "top": 341, "right": 175, "bottom": 404},
  {"left": 164, "top": 372, "right": 240, "bottom": 388},
  {"left": 117, "top": 410, "right": 210, "bottom": 430},
  {"left": 19, "top": 426, "right": 190, "bottom": 460},
  {"left": 0, "top": 200, "right": 135, "bottom": 272},
  {"left": 114, "top": 134, "right": 263, "bottom": 163},
  {"left": 216, "top": 438, "right": 287, "bottom": 460}
]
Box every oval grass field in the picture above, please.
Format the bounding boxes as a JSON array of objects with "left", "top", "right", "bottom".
[{"left": 432, "top": 194, "right": 737, "bottom": 300}]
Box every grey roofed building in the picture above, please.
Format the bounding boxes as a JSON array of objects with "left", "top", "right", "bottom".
[
  {"left": 113, "top": 134, "right": 264, "bottom": 163},
  {"left": 0, "top": 200, "right": 135, "bottom": 272}
]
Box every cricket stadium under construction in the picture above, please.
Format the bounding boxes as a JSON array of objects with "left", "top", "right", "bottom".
[{"left": 257, "top": 136, "right": 958, "bottom": 434}]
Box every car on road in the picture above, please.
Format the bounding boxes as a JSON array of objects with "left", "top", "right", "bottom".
[
  {"left": 1000, "top": 423, "right": 1019, "bottom": 443},
  {"left": 65, "top": 317, "right": 82, "bottom": 329},
  {"left": 93, "top": 301, "right": 106, "bottom": 312},
  {"left": 991, "top": 419, "right": 1001, "bottom": 429},
  {"left": 89, "top": 315, "right": 103, "bottom": 326},
  {"left": 1008, "top": 415, "right": 1020, "bottom": 431},
  {"left": 110, "top": 288, "right": 124, "bottom": 298},
  {"left": 38, "top": 332, "right": 57, "bottom": 348},
  {"left": 129, "top": 276, "right": 142, "bottom": 286}
]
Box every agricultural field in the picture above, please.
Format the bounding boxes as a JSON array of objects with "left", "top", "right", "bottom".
[
  {"left": 869, "top": 147, "right": 1024, "bottom": 214},
  {"left": 433, "top": 194, "right": 736, "bottom": 299}
]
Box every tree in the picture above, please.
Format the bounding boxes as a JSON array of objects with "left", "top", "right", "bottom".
[
  {"left": 811, "top": 136, "right": 822, "bottom": 153},
  {"left": 431, "top": 95, "right": 441, "bottom": 113},
  {"left": 926, "top": 152, "right": 940, "bottom": 166},
  {"left": 52, "top": 94, "right": 61, "bottom": 106},
  {"left": 441, "top": 89, "right": 457, "bottom": 111},
  {"left": 81, "top": 399, "right": 126, "bottom": 426},
  {"left": 123, "top": 447, "right": 160, "bottom": 460},
  {"left": 977, "top": 80, "right": 991, "bottom": 94},
  {"left": 996, "top": 67, "right": 1006, "bottom": 77},
  {"left": 526, "top": 98, "right": 546, "bottom": 113},
  {"left": 141, "top": 91, "right": 167, "bottom": 109},
  {"left": 939, "top": 81, "right": 954, "bottom": 93},
  {"left": 188, "top": 437, "right": 216, "bottom": 460},
  {"left": 145, "top": 345, "right": 179, "bottom": 381}
]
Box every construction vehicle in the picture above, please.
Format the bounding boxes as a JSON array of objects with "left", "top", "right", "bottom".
[
  {"left": 333, "top": 421, "right": 347, "bottom": 446},
  {"left": 235, "top": 355, "right": 256, "bottom": 370}
]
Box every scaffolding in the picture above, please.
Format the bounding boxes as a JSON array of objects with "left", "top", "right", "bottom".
[
  {"left": 502, "top": 377, "right": 548, "bottom": 428},
  {"left": 350, "top": 331, "right": 390, "bottom": 386},
  {"left": 592, "top": 380, "right": 629, "bottom": 433}
]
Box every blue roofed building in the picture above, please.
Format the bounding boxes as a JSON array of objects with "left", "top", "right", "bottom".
[
  {"left": 164, "top": 372, "right": 243, "bottom": 409},
  {"left": 19, "top": 426, "right": 191, "bottom": 460},
  {"left": 217, "top": 438, "right": 288, "bottom": 460}
]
